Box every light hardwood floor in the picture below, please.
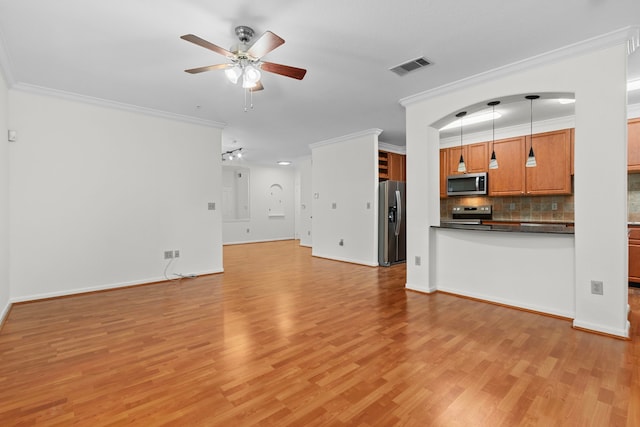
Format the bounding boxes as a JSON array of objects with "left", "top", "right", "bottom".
[{"left": 0, "top": 240, "right": 639, "bottom": 426}]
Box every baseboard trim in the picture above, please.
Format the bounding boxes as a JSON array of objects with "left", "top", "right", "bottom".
[
  {"left": 10, "top": 269, "right": 224, "bottom": 305},
  {"left": 0, "top": 300, "right": 12, "bottom": 331},
  {"left": 223, "top": 238, "right": 295, "bottom": 245},
  {"left": 572, "top": 319, "right": 630, "bottom": 340},
  {"left": 311, "top": 253, "right": 378, "bottom": 267}
]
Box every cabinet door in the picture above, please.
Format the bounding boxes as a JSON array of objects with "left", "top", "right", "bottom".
[
  {"left": 488, "top": 137, "right": 526, "bottom": 196},
  {"left": 629, "top": 227, "right": 640, "bottom": 283},
  {"left": 525, "top": 129, "right": 572, "bottom": 195},
  {"left": 629, "top": 118, "right": 640, "bottom": 172},
  {"left": 388, "top": 152, "right": 406, "bottom": 181},
  {"left": 440, "top": 149, "right": 447, "bottom": 198},
  {"left": 570, "top": 128, "right": 575, "bottom": 176},
  {"left": 446, "top": 146, "right": 466, "bottom": 176},
  {"left": 466, "top": 142, "right": 488, "bottom": 173}
]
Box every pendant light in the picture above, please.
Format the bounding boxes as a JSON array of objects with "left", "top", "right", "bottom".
[
  {"left": 456, "top": 111, "right": 467, "bottom": 173},
  {"left": 525, "top": 95, "right": 539, "bottom": 168},
  {"left": 488, "top": 101, "right": 500, "bottom": 169}
]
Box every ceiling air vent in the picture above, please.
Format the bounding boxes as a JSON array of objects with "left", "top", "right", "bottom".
[{"left": 390, "top": 57, "right": 432, "bottom": 76}]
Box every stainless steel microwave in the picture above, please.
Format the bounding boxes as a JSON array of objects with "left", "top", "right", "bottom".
[{"left": 447, "top": 172, "right": 488, "bottom": 196}]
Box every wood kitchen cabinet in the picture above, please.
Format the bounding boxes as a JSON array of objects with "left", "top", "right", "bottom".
[
  {"left": 525, "top": 129, "right": 572, "bottom": 195},
  {"left": 629, "top": 226, "right": 640, "bottom": 283},
  {"left": 443, "top": 142, "right": 488, "bottom": 176},
  {"left": 440, "top": 149, "right": 447, "bottom": 198},
  {"left": 378, "top": 150, "right": 405, "bottom": 181},
  {"left": 628, "top": 118, "right": 640, "bottom": 172},
  {"left": 487, "top": 136, "right": 526, "bottom": 196}
]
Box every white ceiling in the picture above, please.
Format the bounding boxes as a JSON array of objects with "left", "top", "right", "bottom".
[{"left": 0, "top": 1, "right": 639, "bottom": 165}]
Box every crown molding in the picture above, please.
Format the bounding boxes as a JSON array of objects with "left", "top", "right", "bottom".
[
  {"left": 379, "top": 142, "right": 406, "bottom": 154},
  {"left": 400, "top": 26, "right": 640, "bottom": 108},
  {"left": 309, "top": 128, "right": 383, "bottom": 150},
  {"left": 11, "top": 82, "right": 227, "bottom": 129},
  {"left": 439, "top": 115, "right": 576, "bottom": 148}
]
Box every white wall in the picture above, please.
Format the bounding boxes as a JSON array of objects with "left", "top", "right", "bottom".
[
  {"left": 222, "top": 163, "right": 295, "bottom": 244},
  {"left": 404, "top": 43, "right": 629, "bottom": 337},
  {"left": 0, "top": 67, "right": 9, "bottom": 322},
  {"left": 311, "top": 129, "right": 380, "bottom": 266},
  {"left": 296, "top": 156, "right": 313, "bottom": 247},
  {"left": 8, "top": 90, "right": 223, "bottom": 301}
]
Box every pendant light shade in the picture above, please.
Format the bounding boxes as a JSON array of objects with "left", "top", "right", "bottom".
[
  {"left": 456, "top": 111, "right": 467, "bottom": 173},
  {"left": 487, "top": 101, "right": 500, "bottom": 169},
  {"left": 525, "top": 95, "right": 539, "bottom": 168}
]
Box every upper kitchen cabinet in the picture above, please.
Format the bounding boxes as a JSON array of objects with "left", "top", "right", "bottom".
[
  {"left": 525, "top": 129, "right": 572, "bottom": 195},
  {"left": 378, "top": 150, "right": 406, "bottom": 181},
  {"left": 488, "top": 136, "right": 526, "bottom": 196},
  {"left": 444, "top": 142, "right": 488, "bottom": 176},
  {"left": 440, "top": 149, "right": 447, "bottom": 198},
  {"left": 628, "top": 118, "right": 640, "bottom": 172}
]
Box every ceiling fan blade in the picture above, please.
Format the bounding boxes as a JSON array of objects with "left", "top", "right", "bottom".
[
  {"left": 181, "top": 34, "right": 235, "bottom": 59},
  {"left": 250, "top": 81, "right": 264, "bottom": 92},
  {"left": 184, "top": 64, "right": 230, "bottom": 74},
  {"left": 247, "top": 31, "right": 284, "bottom": 59},
  {"left": 261, "top": 61, "right": 307, "bottom": 80}
]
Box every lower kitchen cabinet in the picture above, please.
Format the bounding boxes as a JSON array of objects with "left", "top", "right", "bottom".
[{"left": 630, "top": 227, "right": 640, "bottom": 283}]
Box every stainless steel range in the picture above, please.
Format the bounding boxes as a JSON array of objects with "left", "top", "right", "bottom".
[{"left": 441, "top": 205, "right": 492, "bottom": 225}]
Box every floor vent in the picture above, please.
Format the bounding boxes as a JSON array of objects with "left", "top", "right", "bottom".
[{"left": 390, "top": 57, "right": 432, "bottom": 76}]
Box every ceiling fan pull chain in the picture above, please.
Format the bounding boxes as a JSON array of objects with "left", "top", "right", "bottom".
[{"left": 244, "top": 88, "right": 248, "bottom": 112}]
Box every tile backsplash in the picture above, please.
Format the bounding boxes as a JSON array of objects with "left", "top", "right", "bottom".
[
  {"left": 441, "top": 195, "right": 574, "bottom": 222},
  {"left": 441, "top": 174, "right": 640, "bottom": 223}
]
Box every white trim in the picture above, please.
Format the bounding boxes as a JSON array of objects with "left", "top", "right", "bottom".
[
  {"left": 400, "top": 26, "right": 640, "bottom": 107},
  {"left": 405, "top": 283, "right": 436, "bottom": 294},
  {"left": 572, "top": 319, "right": 629, "bottom": 339},
  {"left": 11, "top": 83, "right": 227, "bottom": 129},
  {"left": 223, "top": 237, "right": 295, "bottom": 245},
  {"left": 309, "top": 128, "right": 383, "bottom": 150},
  {"left": 629, "top": 103, "right": 640, "bottom": 119},
  {"left": 9, "top": 269, "right": 224, "bottom": 303},
  {"left": 311, "top": 252, "right": 378, "bottom": 267},
  {"left": 437, "top": 286, "right": 575, "bottom": 319},
  {"left": 0, "top": 301, "right": 11, "bottom": 328},
  {"left": 299, "top": 243, "right": 312, "bottom": 248},
  {"left": 439, "top": 115, "right": 576, "bottom": 148},
  {"left": 379, "top": 142, "right": 406, "bottom": 154}
]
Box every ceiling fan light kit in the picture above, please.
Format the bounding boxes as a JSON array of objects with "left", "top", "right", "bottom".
[{"left": 181, "top": 25, "right": 307, "bottom": 111}]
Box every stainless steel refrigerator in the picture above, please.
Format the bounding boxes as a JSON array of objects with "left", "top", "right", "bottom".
[{"left": 378, "top": 180, "right": 406, "bottom": 266}]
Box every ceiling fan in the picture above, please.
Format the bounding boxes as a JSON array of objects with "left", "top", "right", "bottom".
[{"left": 181, "top": 26, "right": 307, "bottom": 92}]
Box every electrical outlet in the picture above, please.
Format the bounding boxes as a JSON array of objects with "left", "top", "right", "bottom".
[
  {"left": 591, "top": 280, "right": 604, "bottom": 295},
  {"left": 509, "top": 203, "right": 516, "bottom": 210},
  {"left": 415, "top": 256, "right": 421, "bottom": 266},
  {"left": 164, "top": 251, "right": 173, "bottom": 260},
  {"left": 208, "top": 202, "right": 216, "bottom": 210},
  {"left": 332, "top": 202, "right": 337, "bottom": 209},
  {"left": 246, "top": 228, "right": 250, "bottom": 233},
  {"left": 174, "top": 250, "right": 180, "bottom": 258},
  {"left": 551, "top": 202, "right": 558, "bottom": 211},
  {"left": 339, "top": 239, "right": 344, "bottom": 246},
  {"left": 366, "top": 202, "right": 371, "bottom": 209}
]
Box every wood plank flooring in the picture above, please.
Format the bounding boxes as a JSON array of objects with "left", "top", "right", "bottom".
[{"left": 0, "top": 240, "right": 639, "bottom": 426}]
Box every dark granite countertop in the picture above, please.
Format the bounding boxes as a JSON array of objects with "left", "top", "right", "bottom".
[{"left": 435, "top": 222, "right": 575, "bottom": 234}]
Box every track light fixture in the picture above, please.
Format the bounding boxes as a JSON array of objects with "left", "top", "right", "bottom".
[{"left": 222, "top": 148, "right": 243, "bottom": 161}]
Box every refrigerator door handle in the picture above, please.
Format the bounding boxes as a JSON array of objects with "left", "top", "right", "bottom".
[{"left": 394, "top": 190, "right": 402, "bottom": 237}]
